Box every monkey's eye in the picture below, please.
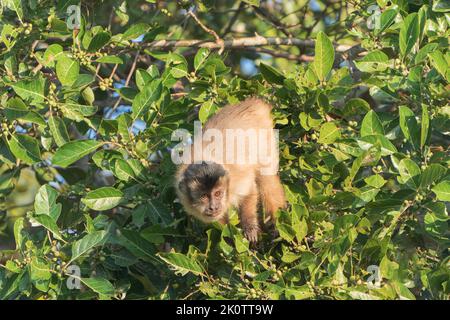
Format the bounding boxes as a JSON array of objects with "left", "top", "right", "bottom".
[
  {"left": 214, "top": 190, "right": 222, "bottom": 197},
  {"left": 199, "top": 194, "right": 208, "bottom": 201}
]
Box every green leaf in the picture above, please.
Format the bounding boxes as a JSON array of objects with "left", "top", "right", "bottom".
[
  {"left": 71, "top": 231, "right": 108, "bottom": 262},
  {"left": 5, "top": 260, "right": 21, "bottom": 273},
  {"left": 158, "top": 252, "right": 204, "bottom": 276},
  {"left": 376, "top": 8, "right": 397, "bottom": 35},
  {"left": 168, "top": 53, "right": 188, "bottom": 78},
  {"left": 242, "top": 0, "right": 260, "bottom": 6},
  {"left": 277, "top": 223, "right": 296, "bottom": 242},
  {"left": 420, "top": 104, "right": 429, "bottom": 149},
  {"left": 31, "top": 214, "right": 63, "bottom": 241},
  {"left": 13, "top": 217, "right": 25, "bottom": 251},
  {"left": 11, "top": 78, "right": 46, "bottom": 104},
  {"left": 415, "top": 43, "right": 439, "bottom": 64},
  {"left": 56, "top": 55, "right": 80, "bottom": 86},
  {"left": 8, "top": 134, "right": 41, "bottom": 164},
  {"left": 428, "top": 51, "right": 449, "bottom": 81},
  {"left": 432, "top": 181, "right": 450, "bottom": 201},
  {"left": 48, "top": 115, "right": 70, "bottom": 147},
  {"left": 313, "top": 31, "right": 334, "bottom": 81},
  {"left": 293, "top": 218, "right": 308, "bottom": 243},
  {"left": 52, "top": 140, "right": 104, "bottom": 168},
  {"left": 365, "top": 174, "right": 386, "bottom": 188},
  {"left": 82, "top": 187, "right": 123, "bottom": 211},
  {"left": 358, "top": 135, "right": 397, "bottom": 156},
  {"left": 355, "top": 50, "right": 390, "bottom": 72},
  {"left": 139, "top": 200, "right": 173, "bottom": 226},
  {"left": 424, "top": 212, "right": 448, "bottom": 239},
  {"left": 30, "top": 257, "right": 51, "bottom": 281},
  {"left": 5, "top": 0, "right": 23, "bottom": 20},
  {"left": 199, "top": 100, "right": 217, "bottom": 123},
  {"left": 81, "top": 277, "right": 115, "bottom": 297},
  {"left": 30, "top": 257, "right": 51, "bottom": 291},
  {"left": 399, "top": 13, "right": 419, "bottom": 57},
  {"left": 118, "top": 229, "right": 157, "bottom": 262},
  {"left": 34, "top": 185, "right": 62, "bottom": 221},
  {"left": 59, "top": 102, "right": 98, "bottom": 121},
  {"left": 122, "top": 23, "right": 150, "bottom": 40},
  {"left": 343, "top": 98, "right": 371, "bottom": 117},
  {"left": 135, "top": 69, "right": 152, "bottom": 91},
  {"left": 43, "top": 44, "right": 63, "bottom": 67},
  {"left": 285, "top": 286, "right": 315, "bottom": 299},
  {"left": 96, "top": 55, "right": 123, "bottom": 64},
  {"left": 87, "top": 32, "right": 111, "bottom": 52},
  {"left": 420, "top": 164, "right": 447, "bottom": 189},
  {"left": 432, "top": 0, "right": 450, "bottom": 12},
  {"left": 399, "top": 106, "right": 420, "bottom": 147},
  {"left": 113, "top": 159, "right": 136, "bottom": 182},
  {"left": 361, "top": 110, "right": 384, "bottom": 137},
  {"left": 398, "top": 158, "right": 421, "bottom": 189},
  {"left": 132, "top": 80, "right": 162, "bottom": 120},
  {"left": 5, "top": 97, "right": 46, "bottom": 126},
  {"left": 117, "top": 113, "right": 133, "bottom": 143},
  {"left": 194, "top": 48, "right": 210, "bottom": 71},
  {"left": 318, "top": 122, "right": 340, "bottom": 144},
  {"left": 259, "top": 62, "right": 285, "bottom": 85}
]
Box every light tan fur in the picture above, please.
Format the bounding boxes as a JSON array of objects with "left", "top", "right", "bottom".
[{"left": 175, "top": 98, "right": 285, "bottom": 242}]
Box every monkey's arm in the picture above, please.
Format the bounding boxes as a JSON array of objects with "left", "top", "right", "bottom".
[{"left": 238, "top": 183, "right": 259, "bottom": 243}]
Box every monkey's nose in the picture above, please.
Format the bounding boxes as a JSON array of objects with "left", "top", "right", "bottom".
[
  {"left": 209, "top": 204, "right": 219, "bottom": 211},
  {"left": 206, "top": 207, "right": 220, "bottom": 216}
]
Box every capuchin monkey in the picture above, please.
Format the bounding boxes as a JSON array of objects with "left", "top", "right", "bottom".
[{"left": 174, "top": 98, "right": 286, "bottom": 243}]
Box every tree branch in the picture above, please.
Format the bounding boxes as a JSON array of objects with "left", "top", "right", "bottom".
[
  {"left": 252, "top": 5, "right": 292, "bottom": 37},
  {"left": 187, "top": 10, "right": 224, "bottom": 54},
  {"left": 220, "top": 2, "right": 246, "bottom": 37},
  {"left": 241, "top": 47, "right": 314, "bottom": 62},
  {"left": 127, "top": 36, "right": 359, "bottom": 54},
  {"left": 135, "top": 36, "right": 318, "bottom": 50}
]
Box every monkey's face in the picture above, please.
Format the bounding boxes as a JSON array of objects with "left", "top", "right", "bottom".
[
  {"left": 193, "top": 183, "right": 228, "bottom": 222},
  {"left": 178, "top": 162, "right": 230, "bottom": 223}
]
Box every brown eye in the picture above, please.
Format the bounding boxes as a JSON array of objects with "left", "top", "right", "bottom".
[
  {"left": 214, "top": 190, "right": 222, "bottom": 197},
  {"left": 200, "top": 194, "right": 208, "bottom": 200}
]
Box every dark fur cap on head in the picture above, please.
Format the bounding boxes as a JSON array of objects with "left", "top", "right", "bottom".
[{"left": 179, "top": 161, "right": 228, "bottom": 201}]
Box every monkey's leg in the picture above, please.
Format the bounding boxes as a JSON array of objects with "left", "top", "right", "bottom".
[
  {"left": 257, "top": 174, "right": 286, "bottom": 223},
  {"left": 239, "top": 184, "right": 260, "bottom": 243}
]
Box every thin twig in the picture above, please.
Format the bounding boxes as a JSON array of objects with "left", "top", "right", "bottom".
[
  {"left": 252, "top": 5, "right": 292, "bottom": 37},
  {"left": 187, "top": 10, "right": 221, "bottom": 42},
  {"left": 110, "top": 50, "right": 140, "bottom": 114},
  {"left": 220, "top": 2, "right": 245, "bottom": 37},
  {"left": 187, "top": 10, "right": 224, "bottom": 54}
]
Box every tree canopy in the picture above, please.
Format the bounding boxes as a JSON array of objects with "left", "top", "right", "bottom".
[{"left": 0, "top": 0, "right": 449, "bottom": 300}]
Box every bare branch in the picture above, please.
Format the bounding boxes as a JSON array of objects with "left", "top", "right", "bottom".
[
  {"left": 242, "top": 47, "right": 314, "bottom": 62},
  {"left": 252, "top": 5, "right": 292, "bottom": 37},
  {"left": 220, "top": 2, "right": 245, "bottom": 37},
  {"left": 187, "top": 10, "right": 221, "bottom": 42},
  {"left": 187, "top": 10, "right": 224, "bottom": 53},
  {"left": 110, "top": 50, "right": 140, "bottom": 114},
  {"left": 137, "top": 36, "right": 317, "bottom": 50}
]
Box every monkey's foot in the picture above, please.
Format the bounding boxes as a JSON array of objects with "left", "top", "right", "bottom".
[{"left": 243, "top": 224, "right": 260, "bottom": 244}]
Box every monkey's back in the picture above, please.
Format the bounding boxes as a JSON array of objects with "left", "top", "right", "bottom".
[{"left": 203, "top": 97, "right": 274, "bottom": 131}]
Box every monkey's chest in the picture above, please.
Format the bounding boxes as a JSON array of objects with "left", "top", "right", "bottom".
[{"left": 229, "top": 176, "right": 256, "bottom": 207}]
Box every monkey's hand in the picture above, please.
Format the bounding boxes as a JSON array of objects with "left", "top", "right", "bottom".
[{"left": 242, "top": 223, "right": 260, "bottom": 244}]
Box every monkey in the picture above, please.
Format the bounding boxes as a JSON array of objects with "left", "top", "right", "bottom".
[{"left": 174, "top": 98, "right": 286, "bottom": 243}]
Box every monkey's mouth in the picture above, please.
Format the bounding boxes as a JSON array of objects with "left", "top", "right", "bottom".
[{"left": 204, "top": 210, "right": 222, "bottom": 218}]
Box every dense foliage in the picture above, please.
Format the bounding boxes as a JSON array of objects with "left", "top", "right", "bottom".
[{"left": 0, "top": 0, "right": 449, "bottom": 300}]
